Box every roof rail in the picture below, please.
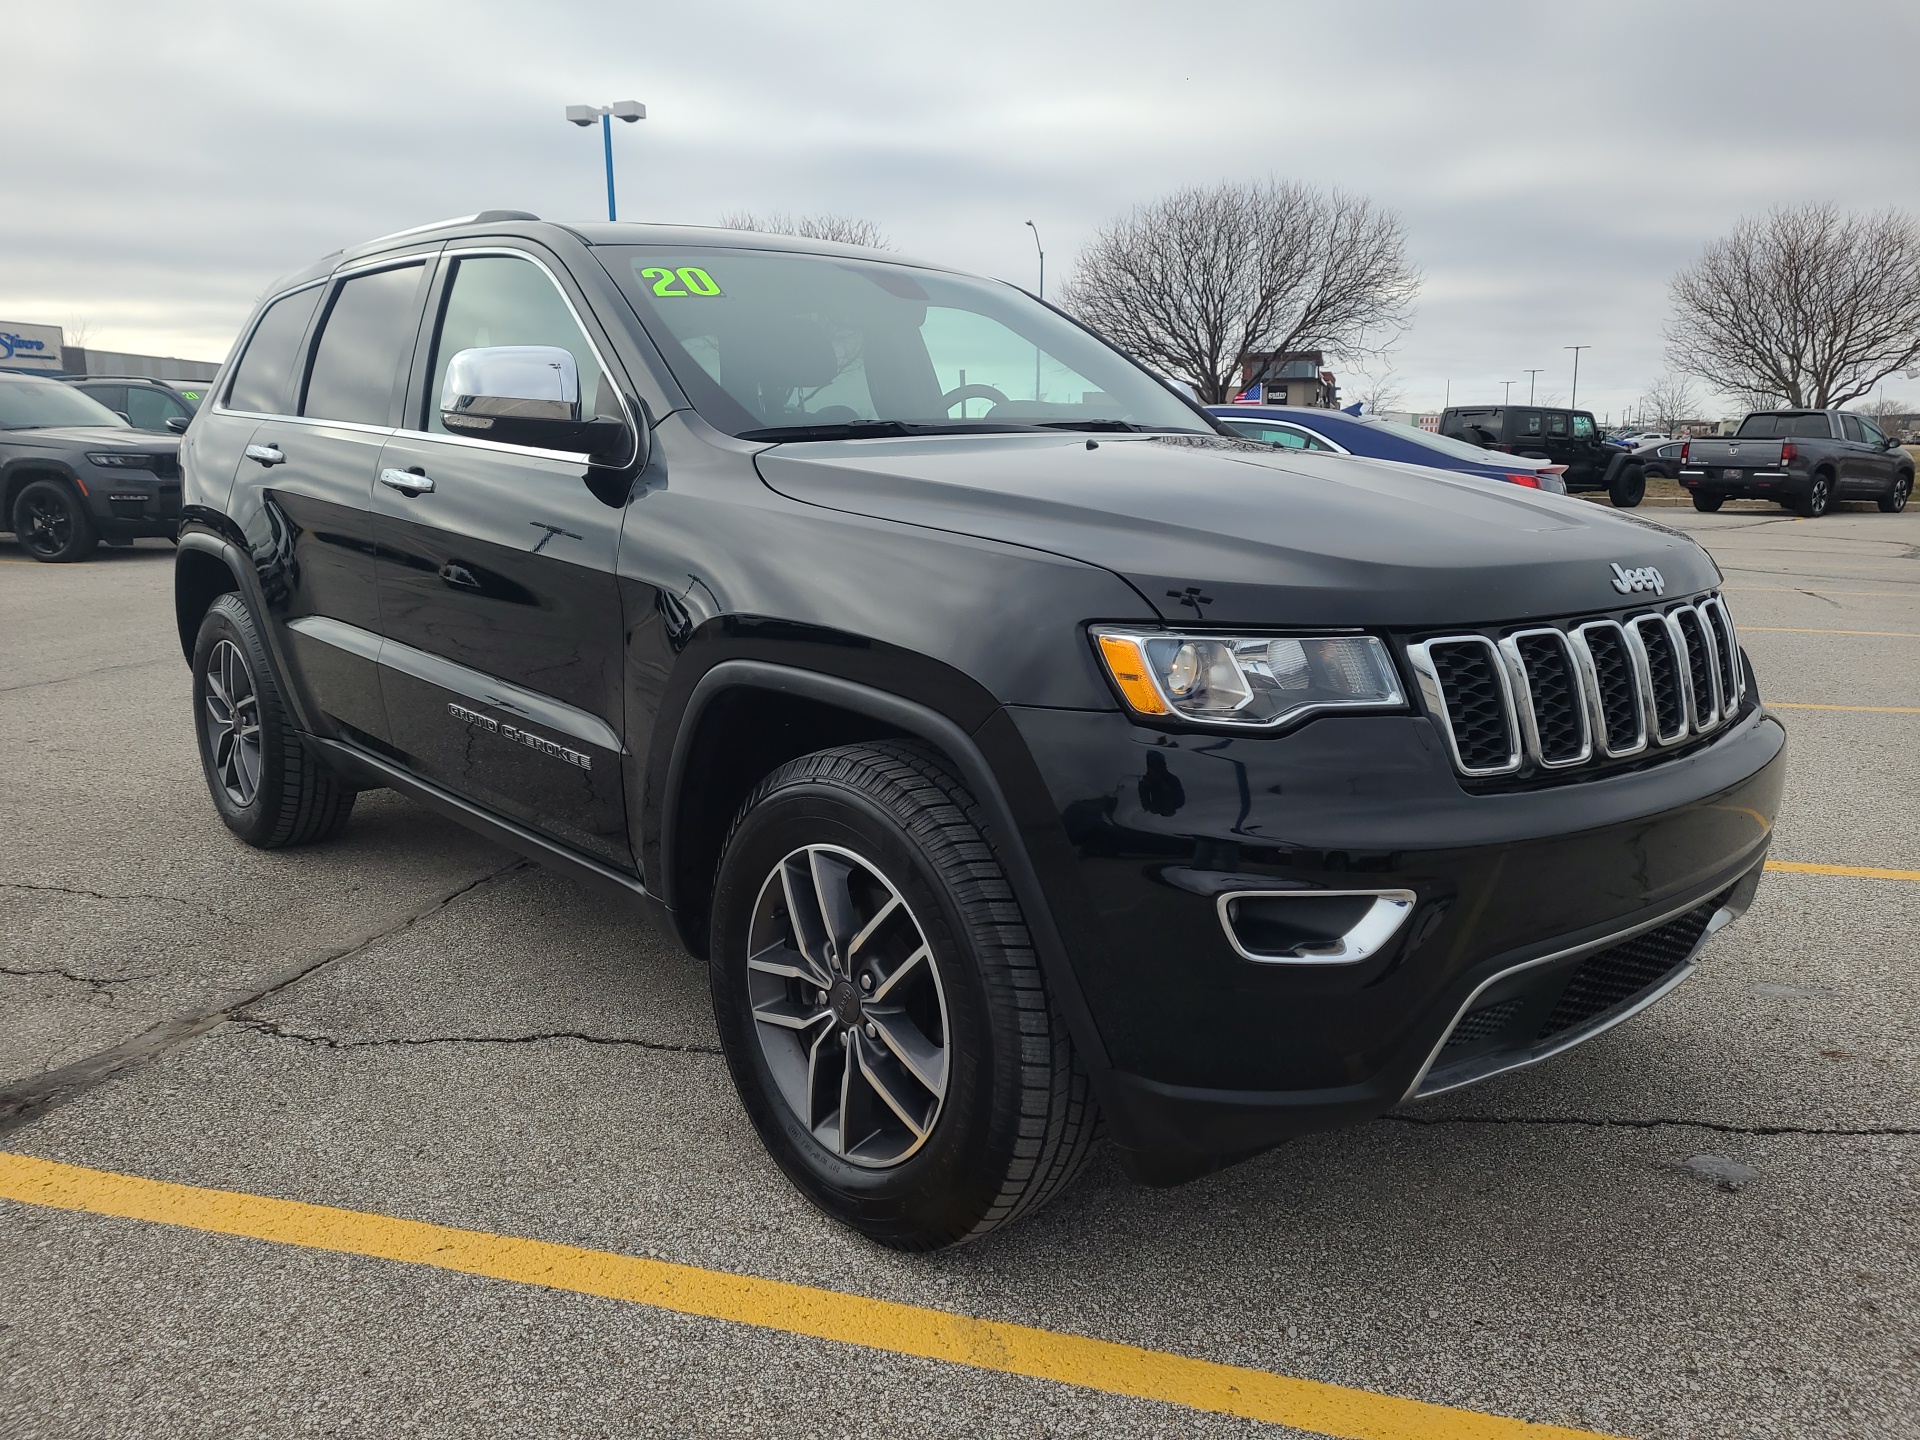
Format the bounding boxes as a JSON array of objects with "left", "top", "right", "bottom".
[{"left": 362, "top": 211, "right": 540, "bottom": 246}]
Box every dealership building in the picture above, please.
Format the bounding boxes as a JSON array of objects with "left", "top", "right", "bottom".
[{"left": 0, "top": 320, "right": 219, "bottom": 384}]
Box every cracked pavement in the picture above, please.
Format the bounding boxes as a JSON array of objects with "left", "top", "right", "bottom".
[{"left": 2, "top": 510, "right": 1918, "bottom": 1438}]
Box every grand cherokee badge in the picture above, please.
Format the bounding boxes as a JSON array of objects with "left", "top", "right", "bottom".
[{"left": 448, "top": 703, "right": 592, "bottom": 770}]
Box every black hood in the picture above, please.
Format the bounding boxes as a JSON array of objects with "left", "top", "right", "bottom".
[
  {"left": 755, "top": 432, "right": 1719, "bottom": 627},
  {"left": 4, "top": 426, "right": 179, "bottom": 453}
]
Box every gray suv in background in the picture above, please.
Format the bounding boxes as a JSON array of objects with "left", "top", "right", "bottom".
[
  {"left": 1, "top": 372, "right": 183, "bottom": 561},
  {"left": 65, "top": 375, "right": 207, "bottom": 434}
]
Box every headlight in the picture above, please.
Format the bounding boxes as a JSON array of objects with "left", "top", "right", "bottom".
[
  {"left": 86, "top": 452, "right": 154, "bottom": 469},
  {"left": 1094, "top": 628, "right": 1404, "bottom": 728}
]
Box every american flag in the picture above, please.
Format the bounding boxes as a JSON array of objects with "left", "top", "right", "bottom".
[{"left": 1231, "top": 382, "right": 1264, "bottom": 405}]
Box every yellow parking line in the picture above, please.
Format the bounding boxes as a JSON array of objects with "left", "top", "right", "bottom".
[
  {"left": 0, "top": 1152, "right": 1614, "bottom": 1440},
  {"left": 1770, "top": 703, "right": 1920, "bottom": 713},
  {"left": 1743, "top": 627, "right": 1920, "bottom": 638},
  {"left": 1766, "top": 861, "right": 1920, "bottom": 882}
]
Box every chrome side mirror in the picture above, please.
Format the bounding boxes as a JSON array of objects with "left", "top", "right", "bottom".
[{"left": 440, "top": 345, "right": 631, "bottom": 464}]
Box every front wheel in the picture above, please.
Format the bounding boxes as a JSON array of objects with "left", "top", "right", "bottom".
[
  {"left": 11, "top": 479, "right": 98, "bottom": 562},
  {"left": 191, "top": 593, "right": 355, "bottom": 848},
  {"left": 710, "top": 742, "right": 1098, "bottom": 1250},
  {"left": 1609, "top": 465, "right": 1646, "bottom": 507},
  {"left": 1691, "top": 492, "right": 1724, "bottom": 512},
  {"left": 1880, "top": 473, "right": 1912, "bottom": 514},
  {"left": 1795, "top": 473, "right": 1833, "bottom": 518}
]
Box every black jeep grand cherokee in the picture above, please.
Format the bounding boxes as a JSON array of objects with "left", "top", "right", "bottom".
[{"left": 174, "top": 214, "right": 1785, "bottom": 1249}]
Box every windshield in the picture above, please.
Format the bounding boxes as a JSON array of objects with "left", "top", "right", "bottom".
[
  {"left": 604, "top": 247, "right": 1209, "bottom": 438},
  {"left": 1354, "top": 416, "right": 1527, "bottom": 465},
  {"left": 0, "top": 379, "right": 130, "bottom": 431}
]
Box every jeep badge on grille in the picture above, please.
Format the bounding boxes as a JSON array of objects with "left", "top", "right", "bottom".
[{"left": 1610, "top": 563, "right": 1665, "bottom": 596}]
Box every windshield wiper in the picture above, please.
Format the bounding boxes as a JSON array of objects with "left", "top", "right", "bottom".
[
  {"left": 1033, "top": 419, "right": 1204, "bottom": 434},
  {"left": 737, "top": 419, "right": 1044, "bottom": 442}
]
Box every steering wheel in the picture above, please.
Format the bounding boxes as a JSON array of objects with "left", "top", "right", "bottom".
[{"left": 940, "top": 383, "right": 1009, "bottom": 414}]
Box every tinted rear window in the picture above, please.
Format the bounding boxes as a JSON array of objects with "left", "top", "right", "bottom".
[
  {"left": 302, "top": 264, "right": 426, "bottom": 426},
  {"left": 226, "top": 285, "right": 323, "bottom": 415},
  {"left": 1737, "top": 413, "right": 1832, "bottom": 439}
]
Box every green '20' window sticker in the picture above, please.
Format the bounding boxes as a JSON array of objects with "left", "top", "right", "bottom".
[{"left": 640, "top": 266, "right": 723, "bottom": 298}]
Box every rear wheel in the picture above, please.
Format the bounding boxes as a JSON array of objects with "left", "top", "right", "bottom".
[
  {"left": 1609, "top": 465, "right": 1646, "bottom": 508},
  {"left": 710, "top": 741, "right": 1099, "bottom": 1250},
  {"left": 1795, "top": 472, "right": 1833, "bottom": 518},
  {"left": 11, "top": 479, "right": 97, "bottom": 563},
  {"left": 1879, "top": 473, "right": 1912, "bottom": 514},
  {"left": 1691, "top": 492, "right": 1724, "bottom": 512},
  {"left": 191, "top": 593, "right": 355, "bottom": 847}
]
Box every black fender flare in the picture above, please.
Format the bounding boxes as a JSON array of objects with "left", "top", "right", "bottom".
[
  {"left": 661, "top": 658, "right": 1113, "bottom": 1076},
  {"left": 173, "top": 525, "right": 325, "bottom": 737}
]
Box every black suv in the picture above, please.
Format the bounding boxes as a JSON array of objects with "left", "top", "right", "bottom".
[
  {"left": 2, "top": 372, "right": 183, "bottom": 561},
  {"left": 175, "top": 216, "right": 1786, "bottom": 1249},
  {"left": 1440, "top": 404, "right": 1641, "bottom": 504},
  {"left": 65, "top": 375, "right": 209, "bottom": 433}
]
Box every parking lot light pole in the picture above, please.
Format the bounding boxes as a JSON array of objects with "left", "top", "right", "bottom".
[
  {"left": 1524, "top": 368, "right": 1544, "bottom": 404},
  {"left": 1565, "top": 345, "right": 1590, "bottom": 409},
  {"left": 1502, "top": 380, "right": 1515, "bottom": 405},
  {"left": 566, "top": 101, "right": 646, "bottom": 221},
  {"left": 1024, "top": 221, "right": 1044, "bottom": 300}
]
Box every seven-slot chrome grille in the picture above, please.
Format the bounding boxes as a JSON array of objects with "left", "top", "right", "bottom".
[{"left": 1406, "top": 595, "right": 1745, "bottom": 777}]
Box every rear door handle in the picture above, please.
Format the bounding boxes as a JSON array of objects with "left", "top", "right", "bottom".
[
  {"left": 380, "top": 467, "right": 435, "bottom": 495},
  {"left": 244, "top": 443, "right": 285, "bottom": 467}
]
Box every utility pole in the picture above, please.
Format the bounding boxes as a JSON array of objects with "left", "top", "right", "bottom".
[
  {"left": 1502, "top": 380, "right": 1515, "bottom": 405},
  {"left": 1523, "top": 368, "right": 1544, "bottom": 404},
  {"left": 565, "top": 101, "right": 646, "bottom": 221},
  {"left": 1565, "top": 345, "right": 1591, "bottom": 409}
]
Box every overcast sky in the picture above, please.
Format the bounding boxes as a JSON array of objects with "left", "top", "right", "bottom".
[{"left": 8, "top": 0, "right": 1919, "bottom": 420}]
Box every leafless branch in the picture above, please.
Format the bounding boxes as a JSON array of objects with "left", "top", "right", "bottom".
[
  {"left": 1666, "top": 205, "right": 1920, "bottom": 409},
  {"left": 1059, "top": 180, "right": 1420, "bottom": 404},
  {"left": 719, "top": 211, "right": 890, "bottom": 249},
  {"left": 1634, "top": 374, "right": 1701, "bottom": 432}
]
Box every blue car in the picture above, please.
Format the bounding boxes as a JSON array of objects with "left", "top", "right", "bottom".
[{"left": 1206, "top": 405, "right": 1569, "bottom": 493}]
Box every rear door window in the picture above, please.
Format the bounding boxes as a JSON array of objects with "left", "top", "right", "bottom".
[
  {"left": 226, "top": 285, "right": 324, "bottom": 416},
  {"left": 1840, "top": 414, "right": 1866, "bottom": 442},
  {"left": 1548, "top": 413, "right": 1568, "bottom": 437},
  {"left": 1516, "top": 410, "right": 1543, "bottom": 437},
  {"left": 302, "top": 264, "right": 427, "bottom": 426}
]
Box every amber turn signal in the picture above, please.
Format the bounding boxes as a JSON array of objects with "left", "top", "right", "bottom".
[{"left": 1096, "top": 633, "right": 1170, "bottom": 716}]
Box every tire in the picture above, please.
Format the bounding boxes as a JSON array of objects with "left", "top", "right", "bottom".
[
  {"left": 1691, "top": 492, "right": 1724, "bottom": 512},
  {"left": 191, "top": 593, "right": 355, "bottom": 848},
  {"left": 11, "top": 479, "right": 98, "bottom": 563},
  {"left": 1879, "top": 472, "right": 1912, "bottom": 514},
  {"left": 1795, "top": 472, "right": 1833, "bottom": 518},
  {"left": 710, "top": 741, "right": 1099, "bottom": 1251},
  {"left": 1609, "top": 465, "right": 1646, "bottom": 508}
]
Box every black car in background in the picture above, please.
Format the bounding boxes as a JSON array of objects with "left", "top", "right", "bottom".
[
  {"left": 65, "top": 375, "right": 208, "bottom": 433},
  {"left": 1, "top": 372, "right": 182, "bottom": 561},
  {"left": 174, "top": 215, "right": 1784, "bottom": 1248},
  {"left": 1440, "top": 403, "right": 1641, "bottom": 504}
]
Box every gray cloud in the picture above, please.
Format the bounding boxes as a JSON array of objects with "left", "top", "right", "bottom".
[{"left": 7, "top": 0, "right": 1918, "bottom": 418}]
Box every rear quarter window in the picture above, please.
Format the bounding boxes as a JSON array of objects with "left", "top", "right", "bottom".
[{"left": 225, "top": 285, "right": 324, "bottom": 415}]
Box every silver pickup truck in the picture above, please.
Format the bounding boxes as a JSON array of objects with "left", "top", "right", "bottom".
[{"left": 1678, "top": 409, "right": 1912, "bottom": 517}]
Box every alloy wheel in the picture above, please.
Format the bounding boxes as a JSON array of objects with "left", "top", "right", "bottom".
[
  {"left": 203, "top": 638, "right": 263, "bottom": 806},
  {"left": 746, "top": 844, "right": 949, "bottom": 1168},
  {"left": 21, "top": 493, "right": 71, "bottom": 557}
]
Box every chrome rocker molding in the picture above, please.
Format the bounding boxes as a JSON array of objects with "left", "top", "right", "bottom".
[
  {"left": 1215, "top": 889, "right": 1417, "bottom": 965},
  {"left": 1402, "top": 889, "right": 1747, "bottom": 1101}
]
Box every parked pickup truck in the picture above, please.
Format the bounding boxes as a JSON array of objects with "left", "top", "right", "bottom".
[{"left": 1677, "top": 410, "right": 1913, "bottom": 517}]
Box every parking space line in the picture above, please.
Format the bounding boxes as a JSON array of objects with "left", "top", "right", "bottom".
[
  {"left": 1765, "top": 861, "right": 1920, "bottom": 882},
  {"left": 1743, "top": 627, "right": 1920, "bottom": 638},
  {"left": 1769, "top": 703, "right": 1920, "bottom": 713},
  {"left": 0, "top": 1151, "right": 1615, "bottom": 1440},
  {"left": 1724, "top": 587, "right": 1915, "bottom": 597}
]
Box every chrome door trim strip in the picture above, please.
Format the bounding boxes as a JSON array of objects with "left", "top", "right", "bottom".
[{"left": 285, "top": 614, "right": 384, "bottom": 664}]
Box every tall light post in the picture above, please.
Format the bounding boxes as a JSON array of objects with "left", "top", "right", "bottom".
[
  {"left": 1023, "top": 220, "right": 1045, "bottom": 300},
  {"left": 1565, "top": 345, "right": 1591, "bottom": 409},
  {"left": 566, "top": 101, "right": 646, "bottom": 221},
  {"left": 1523, "top": 367, "right": 1544, "bottom": 404},
  {"left": 1502, "top": 380, "right": 1516, "bottom": 405}
]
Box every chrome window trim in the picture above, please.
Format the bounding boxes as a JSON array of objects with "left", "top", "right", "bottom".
[
  {"left": 1567, "top": 620, "right": 1647, "bottom": 758},
  {"left": 1402, "top": 887, "right": 1738, "bottom": 1101},
  {"left": 411, "top": 245, "right": 640, "bottom": 466},
  {"left": 1405, "top": 635, "right": 1522, "bottom": 776},
  {"left": 1498, "top": 627, "right": 1591, "bottom": 769},
  {"left": 1623, "top": 612, "right": 1690, "bottom": 746},
  {"left": 1215, "top": 888, "right": 1416, "bottom": 966}
]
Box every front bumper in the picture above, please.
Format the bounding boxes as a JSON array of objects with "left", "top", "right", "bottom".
[
  {"left": 89, "top": 477, "right": 182, "bottom": 538},
  {"left": 1007, "top": 702, "right": 1787, "bottom": 1181}
]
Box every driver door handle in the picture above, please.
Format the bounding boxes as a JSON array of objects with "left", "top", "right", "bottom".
[
  {"left": 380, "top": 467, "right": 436, "bottom": 495},
  {"left": 244, "top": 443, "right": 285, "bottom": 467}
]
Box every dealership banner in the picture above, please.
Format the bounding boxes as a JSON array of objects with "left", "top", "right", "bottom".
[{"left": 0, "top": 321, "right": 65, "bottom": 373}]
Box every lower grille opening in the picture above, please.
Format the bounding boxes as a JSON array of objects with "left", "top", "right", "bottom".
[
  {"left": 1538, "top": 903, "right": 1719, "bottom": 1038},
  {"left": 1440, "top": 997, "right": 1523, "bottom": 1054}
]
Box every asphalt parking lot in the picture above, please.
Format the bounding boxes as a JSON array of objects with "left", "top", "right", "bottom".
[{"left": 2, "top": 504, "right": 1916, "bottom": 1439}]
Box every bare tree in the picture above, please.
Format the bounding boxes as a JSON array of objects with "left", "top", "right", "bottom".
[
  {"left": 1348, "top": 365, "right": 1406, "bottom": 415},
  {"left": 1860, "top": 393, "right": 1915, "bottom": 438},
  {"left": 1666, "top": 204, "right": 1920, "bottom": 409},
  {"left": 1635, "top": 373, "right": 1701, "bottom": 433},
  {"left": 1059, "top": 180, "right": 1420, "bottom": 404},
  {"left": 719, "top": 211, "right": 889, "bottom": 249}
]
